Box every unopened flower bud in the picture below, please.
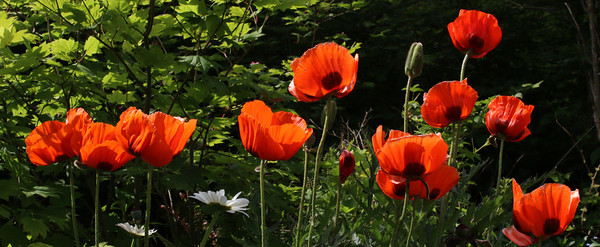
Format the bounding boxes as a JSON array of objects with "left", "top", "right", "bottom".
[
  {"left": 339, "top": 150, "right": 355, "bottom": 184},
  {"left": 405, "top": 42, "right": 424, "bottom": 78}
]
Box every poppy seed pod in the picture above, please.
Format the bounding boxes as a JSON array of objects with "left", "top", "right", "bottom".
[
  {"left": 405, "top": 42, "right": 424, "bottom": 78},
  {"left": 339, "top": 150, "right": 355, "bottom": 184}
]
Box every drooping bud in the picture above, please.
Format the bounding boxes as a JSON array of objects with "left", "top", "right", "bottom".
[
  {"left": 339, "top": 150, "right": 355, "bottom": 184},
  {"left": 404, "top": 42, "right": 424, "bottom": 78}
]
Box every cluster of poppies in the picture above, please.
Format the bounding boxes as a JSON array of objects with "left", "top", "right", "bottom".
[
  {"left": 236, "top": 9, "right": 580, "bottom": 246},
  {"left": 26, "top": 107, "right": 196, "bottom": 171}
]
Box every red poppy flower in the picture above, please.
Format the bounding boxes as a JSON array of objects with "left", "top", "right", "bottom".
[
  {"left": 485, "top": 96, "right": 534, "bottom": 142},
  {"left": 447, "top": 9, "right": 502, "bottom": 58},
  {"left": 148, "top": 111, "right": 197, "bottom": 156},
  {"left": 62, "top": 108, "right": 93, "bottom": 157},
  {"left": 80, "top": 123, "right": 135, "bottom": 171},
  {"left": 421, "top": 79, "right": 478, "bottom": 128},
  {"left": 339, "top": 150, "right": 355, "bottom": 184},
  {"left": 115, "top": 107, "right": 173, "bottom": 167},
  {"left": 377, "top": 164, "right": 458, "bottom": 201},
  {"left": 25, "top": 120, "right": 68, "bottom": 166},
  {"left": 372, "top": 125, "right": 448, "bottom": 178},
  {"left": 289, "top": 42, "right": 359, "bottom": 102},
  {"left": 503, "top": 179, "right": 579, "bottom": 246},
  {"left": 238, "top": 100, "right": 313, "bottom": 161},
  {"left": 376, "top": 170, "right": 424, "bottom": 200}
]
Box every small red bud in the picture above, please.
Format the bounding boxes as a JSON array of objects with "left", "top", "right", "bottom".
[{"left": 339, "top": 150, "right": 355, "bottom": 184}]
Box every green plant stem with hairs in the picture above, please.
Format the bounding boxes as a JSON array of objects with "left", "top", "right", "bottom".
[
  {"left": 69, "top": 160, "right": 80, "bottom": 247},
  {"left": 200, "top": 213, "right": 220, "bottom": 247},
  {"left": 294, "top": 149, "right": 310, "bottom": 247},
  {"left": 496, "top": 139, "right": 505, "bottom": 190},
  {"left": 333, "top": 179, "right": 342, "bottom": 230},
  {"left": 391, "top": 177, "right": 410, "bottom": 246},
  {"left": 307, "top": 96, "right": 334, "bottom": 246},
  {"left": 260, "top": 159, "right": 268, "bottom": 247},
  {"left": 404, "top": 76, "right": 414, "bottom": 133},
  {"left": 144, "top": 165, "right": 153, "bottom": 247}
]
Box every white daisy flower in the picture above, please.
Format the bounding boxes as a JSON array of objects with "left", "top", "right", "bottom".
[
  {"left": 116, "top": 222, "right": 157, "bottom": 237},
  {"left": 190, "top": 189, "right": 249, "bottom": 216}
]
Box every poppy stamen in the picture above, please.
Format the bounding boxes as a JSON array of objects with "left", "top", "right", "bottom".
[
  {"left": 321, "top": 72, "right": 343, "bottom": 90},
  {"left": 445, "top": 106, "right": 463, "bottom": 122},
  {"left": 543, "top": 218, "right": 560, "bottom": 235}
]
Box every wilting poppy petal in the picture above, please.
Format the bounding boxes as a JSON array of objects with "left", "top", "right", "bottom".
[
  {"left": 25, "top": 121, "right": 68, "bottom": 166},
  {"left": 421, "top": 79, "right": 478, "bottom": 128},
  {"left": 447, "top": 9, "right": 502, "bottom": 58},
  {"left": 238, "top": 100, "right": 312, "bottom": 161},
  {"left": 339, "top": 150, "right": 355, "bottom": 184},
  {"left": 375, "top": 132, "right": 448, "bottom": 178},
  {"left": 148, "top": 111, "right": 197, "bottom": 156},
  {"left": 289, "top": 42, "right": 359, "bottom": 102},
  {"left": 507, "top": 179, "right": 579, "bottom": 245},
  {"left": 485, "top": 96, "right": 534, "bottom": 142},
  {"left": 502, "top": 225, "right": 535, "bottom": 246}
]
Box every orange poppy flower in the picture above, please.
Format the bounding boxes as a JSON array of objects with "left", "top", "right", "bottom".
[
  {"left": 115, "top": 107, "right": 173, "bottom": 167},
  {"left": 238, "top": 100, "right": 313, "bottom": 161},
  {"left": 377, "top": 164, "right": 458, "bottom": 201},
  {"left": 289, "top": 42, "right": 359, "bottom": 102},
  {"left": 372, "top": 125, "right": 448, "bottom": 178},
  {"left": 148, "top": 111, "right": 197, "bottom": 156},
  {"left": 25, "top": 120, "right": 68, "bottom": 166},
  {"left": 421, "top": 79, "right": 478, "bottom": 128},
  {"left": 485, "top": 96, "right": 534, "bottom": 142},
  {"left": 339, "top": 150, "right": 355, "bottom": 184},
  {"left": 80, "top": 123, "right": 135, "bottom": 171},
  {"left": 503, "top": 179, "right": 579, "bottom": 246},
  {"left": 62, "top": 108, "right": 93, "bottom": 157},
  {"left": 447, "top": 9, "right": 502, "bottom": 58}
]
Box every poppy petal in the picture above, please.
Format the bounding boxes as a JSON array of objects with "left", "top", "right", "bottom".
[{"left": 503, "top": 225, "right": 535, "bottom": 246}]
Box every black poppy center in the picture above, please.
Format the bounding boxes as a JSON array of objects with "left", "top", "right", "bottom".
[
  {"left": 445, "top": 106, "right": 463, "bottom": 122},
  {"left": 495, "top": 118, "right": 508, "bottom": 131},
  {"left": 97, "top": 162, "right": 114, "bottom": 171},
  {"left": 429, "top": 189, "right": 441, "bottom": 200},
  {"left": 321, "top": 72, "right": 343, "bottom": 90},
  {"left": 543, "top": 218, "right": 560, "bottom": 235},
  {"left": 469, "top": 35, "right": 484, "bottom": 50},
  {"left": 405, "top": 162, "right": 426, "bottom": 177}
]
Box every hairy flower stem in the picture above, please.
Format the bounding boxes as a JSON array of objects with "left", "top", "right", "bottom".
[
  {"left": 69, "top": 160, "right": 80, "bottom": 247},
  {"left": 95, "top": 170, "right": 100, "bottom": 247},
  {"left": 333, "top": 180, "right": 342, "bottom": 230},
  {"left": 404, "top": 76, "right": 414, "bottom": 133},
  {"left": 449, "top": 123, "right": 462, "bottom": 167},
  {"left": 144, "top": 165, "right": 153, "bottom": 247},
  {"left": 391, "top": 177, "right": 410, "bottom": 246},
  {"left": 307, "top": 97, "right": 334, "bottom": 246},
  {"left": 405, "top": 201, "right": 417, "bottom": 246},
  {"left": 260, "top": 159, "right": 267, "bottom": 247},
  {"left": 294, "top": 149, "right": 310, "bottom": 247},
  {"left": 460, "top": 52, "right": 471, "bottom": 81},
  {"left": 200, "top": 213, "right": 219, "bottom": 247},
  {"left": 496, "top": 139, "right": 505, "bottom": 190}
]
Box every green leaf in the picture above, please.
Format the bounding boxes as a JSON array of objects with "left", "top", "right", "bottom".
[
  {"left": 84, "top": 36, "right": 103, "bottom": 55},
  {"left": 178, "top": 55, "right": 220, "bottom": 73},
  {"left": 107, "top": 90, "right": 137, "bottom": 104},
  {"left": 19, "top": 216, "right": 49, "bottom": 240},
  {"left": 0, "top": 223, "right": 28, "bottom": 247},
  {"left": 22, "top": 186, "right": 61, "bottom": 198},
  {"left": 49, "top": 38, "right": 78, "bottom": 62},
  {"left": 102, "top": 72, "right": 129, "bottom": 89},
  {"left": 0, "top": 179, "right": 21, "bottom": 200}
]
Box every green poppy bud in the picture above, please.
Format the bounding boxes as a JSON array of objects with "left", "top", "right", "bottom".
[{"left": 405, "top": 42, "right": 424, "bottom": 78}]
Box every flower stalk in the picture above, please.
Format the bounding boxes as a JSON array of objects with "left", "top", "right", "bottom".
[
  {"left": 95, "top": 169, "right": 100, "bottom": 247},
  {"left": 200, "top": 213, "right": 220, "bottom": 247},
  {"left": 294, "top": 148, "right": 310, "bottom": 247},
  {"left": 144, "top": 164, "right": 153, "bottom": 247},
  {"left": 333, "top": 179, "right": 342, "bottom": 230},
  {"left": 307, "top": 96, "right": 334, "bottom": 246},
  {"left": 69, "top": 159, "right": 80, "bottom": 247},
  {"left": 260, "top": 159, "right": 267, "bottom": 247}
]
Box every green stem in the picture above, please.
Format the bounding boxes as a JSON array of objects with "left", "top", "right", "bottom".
[
  {"left": 307, "top": 97, "right": 334, "bottom": 246},
  {"left": 391, "top": 177, "right": 410, "bottom": 246},
  {"left": 260, "top": 159, "right": 267, "bottom": 247},
  {"left": 95, "top": 170, "right": 100, "bottom": 247},
  {"left": 200, "top": 213, "right": 220, "bottom": 247},
  {"left": 460, "top": 52, "right": 471, "bottom": 81},
  {"left": 144, "top": 164, "right": 153, "bottom": 247},
  {"left": 69, "top": 160, "right": 80, "bottom": 247},
  {"left": 390, "top": 201, "right": 401, "bottom": 247},
  {"left": 404, "top": 76, "right": 413, "bottom": 133},
  {"left": 405, "top": 200, "right": 416, "bottom": 247},
  {"left": 536, "top": 238, "right": 542, "bottom": 247},
  {"left": 333, "top": 180, "right": 341, "bottom": 230},
  {"left": 448, "top": 123, "right": 462, "bottom": 167},
  {"left": 435, "top": 196, "right": 448, "bottom": 247},
  {"left": 496, "top": 139, "right": 505, "bottom": 189},
  {"left": 294, "top": 149, "right": 310, "bottom": 247}
]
